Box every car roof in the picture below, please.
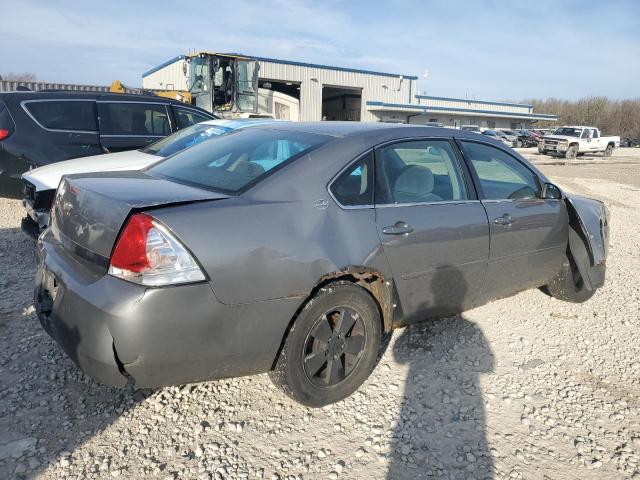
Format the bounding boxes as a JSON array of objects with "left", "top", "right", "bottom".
[
  {"left": 242, "top": 121, "right": 509, "bottom": 147},
  {"left": 244, "top": 121, "right": 433, "bottom": 137},
  {"left": 0, "top": 90, "right": 206, "bottom": 107}
]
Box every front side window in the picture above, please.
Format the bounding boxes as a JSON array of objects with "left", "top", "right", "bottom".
[
  {"left": 330, "top": 151, "right": 373, "bottom": 207},
  {"left": 581, "top": 129, "right": 589, "bottom": 139},
  {"left": 175, "top": 107, "right": 212, "bottom": 129},
  {"left": 100, "top": 103, "right": 170, "bottom": 136},
  {"left": 461, "top": 141, "right": 540, "bottom": 200},
  {"left": 24, "top": 100, "right": 97, "bottom": 131},
  {"left": 376, "top": 140, "right": 467, "bottom": 204},
  {"left": 148, "top": 129, "right": 328, "bottom": 194}
]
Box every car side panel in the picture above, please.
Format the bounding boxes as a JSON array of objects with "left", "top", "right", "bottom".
[{"left": 151, "top": 198, "right": 390, "bottom": 305}]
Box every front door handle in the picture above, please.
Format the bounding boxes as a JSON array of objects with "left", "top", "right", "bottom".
[
  {"left": 493, "top": 214, "right": 514, "bottom": 226},
  {"left": 382, "top": 221, "right": 414, "bottom": 235}
]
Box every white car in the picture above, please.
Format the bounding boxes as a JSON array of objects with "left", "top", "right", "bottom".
[
  {"left": 22, "top": 119, "right": 279, "bottom": 234},
  {"left": 539, "top": 126, "right": 620, "bottom": 159}
]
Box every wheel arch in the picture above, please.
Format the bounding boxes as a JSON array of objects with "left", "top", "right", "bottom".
[{"left": 270, "top": 266, "right": 401, "bottom": 370}]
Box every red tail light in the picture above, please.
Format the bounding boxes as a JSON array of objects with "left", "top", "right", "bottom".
[
  {"left": 0, "top": 128, "right": 11, "bottom": 141},
  {"left": 109, "top": 213, "right": 205, "bottom": 286},
  {"left": 110, "top": 213, "right": 154, "bottom": 272}
]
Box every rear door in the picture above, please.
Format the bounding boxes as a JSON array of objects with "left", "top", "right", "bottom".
[
  {"left": 458, "top": 140, "right": 568, "bottom": 301},
  {"left": 373, "top": 139, "right": 490, "bottom": 324},
  {"left": 97, "top": 101, "right": 172, "bottom": 152},
  {"left": 21, "top": 99, "right": 102, "bottom": 161}
]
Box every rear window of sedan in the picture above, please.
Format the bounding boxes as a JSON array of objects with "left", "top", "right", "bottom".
[{"left": 147, "top": 129, "right": 328, "bottom": 194}]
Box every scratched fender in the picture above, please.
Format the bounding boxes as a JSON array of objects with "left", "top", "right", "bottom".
[{"left": 564, "top": 193, "right": 610, "bottom": 290}]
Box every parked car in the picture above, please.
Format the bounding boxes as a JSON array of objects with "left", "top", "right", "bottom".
[
  {"left": 460, "top": 125, "right": 480, "bottom": 132},
  {"left": 0, "top": 91, "right": 216, "bottom": 198},
  {"left": 498, "top": 129, "right": 531, "bottom": 148},
  {"left": 35, "top": 122, "right": 609, "bottom": 407},
  {"left": 538, "top": 126, "right": 620, "bottom": 159},
  {"left": 482, "top": 129, "right": 514, "bottom": 147},
  {"left": 21, "top": 118, "right": 279, "bottom": 236},
  {"left": 620, "top": 137, "right": 640, "bottom": 148},
  {"left": 492, "top": 130, "right": 518, "bottom": 147}
]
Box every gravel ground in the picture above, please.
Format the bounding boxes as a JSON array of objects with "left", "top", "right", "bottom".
[{"left": 1, "top": 160, "right": 639, "bottom": 480}]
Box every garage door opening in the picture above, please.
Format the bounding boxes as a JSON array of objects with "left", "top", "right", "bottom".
[
  {"left": 257, "top": 79, "right": 300, "bottom": 120},
  {"left": 322, "top": 86, "right": 362, "bottom": 121}
]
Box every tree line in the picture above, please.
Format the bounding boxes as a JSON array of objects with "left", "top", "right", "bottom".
[{"left": 523, "top": 97, "right": 640, "bottom": 139}]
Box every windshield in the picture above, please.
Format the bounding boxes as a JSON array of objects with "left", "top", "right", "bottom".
[
  {"left": 553, "top": 127, "right": 581, "bottom": 137},
  {"left": 142, "top": 123, "right": 233, "bottom": 157},
  {"left": 148, "top": 129, "right": 329, "bottom": 194}
]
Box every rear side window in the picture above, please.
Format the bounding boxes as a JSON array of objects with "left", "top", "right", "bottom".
[
  {"left": 174, "top": 106, "right": 212, "bottom": 129},
  {"left": 330, "top": 151, "right": 374, "bottom": 207},
  {"left": 100, "top": 102, "right": 170, "bottom": 136},
  {"left": 148, "top": 129, "right": 328, "bottom": 193},
  {"left": 0, "top": 100, "right": 15, "bottom": 131},
  {"left": 24, "top": 100, "right": 97, "bottom": 131}
]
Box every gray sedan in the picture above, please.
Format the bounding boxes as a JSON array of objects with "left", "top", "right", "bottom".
[{"left": 35, "top": 123, "right": 609, "bottom": 407}]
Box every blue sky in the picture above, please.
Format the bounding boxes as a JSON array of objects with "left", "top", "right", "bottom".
[{"left": 1, "top": 0, "right": 639, "bottom": 101}]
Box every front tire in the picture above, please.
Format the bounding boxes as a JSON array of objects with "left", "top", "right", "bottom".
[
  {"left": 270, "top": 282, "right": 382, "bottom": 407},
  {"left": 545, "top": 254, "right": 596, "bottom": 303},
  {"left": 565, "top": 145, "right": 578, "bottom": 159}
]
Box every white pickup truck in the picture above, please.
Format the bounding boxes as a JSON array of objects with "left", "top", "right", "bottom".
[{"left": 539, "top": 126, "right": 620, "bottom": 159}]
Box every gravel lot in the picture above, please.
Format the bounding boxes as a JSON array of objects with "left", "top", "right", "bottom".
[{"left": 1, "top": 152, "right": 640, "bottom": 480}]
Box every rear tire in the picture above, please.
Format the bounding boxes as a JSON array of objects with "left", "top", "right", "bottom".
[
  {"left": 604, "top": 144, "right": 614, "bottom": 157},
  {"left": 545, "top": 254, "right": 596, "bottom": 303},
  {"left": 565, "top": 145, "right": 578, "bottom": 160},
  {"left": 270, "top": 282, "right": 382, "bottom": 407}
]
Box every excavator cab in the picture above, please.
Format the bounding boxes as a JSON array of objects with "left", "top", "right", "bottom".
[{"left": 186, "top": 53, "right": 259, "bottom": 115}]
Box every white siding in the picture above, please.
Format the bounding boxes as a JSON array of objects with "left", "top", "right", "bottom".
[
  {"left": 258, "top": 60, "right": 414, "bottom": 121},
  {"left": 142, "top": 59, "right": 188, "bottom": 91},
  {"left": 416, "top": 96, "right": 532, "bottom": 115}
]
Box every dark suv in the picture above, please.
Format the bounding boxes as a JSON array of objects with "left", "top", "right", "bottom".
[{"left": 0, "top": 91, "right": 216, "bottom": 198}]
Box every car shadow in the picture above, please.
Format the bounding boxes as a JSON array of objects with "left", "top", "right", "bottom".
[
  {"left": 386, "top": 266, "right": 495, "bottom": 479},
  {"left": 0, "top": 227, "right": 147, "bottom": 479}
]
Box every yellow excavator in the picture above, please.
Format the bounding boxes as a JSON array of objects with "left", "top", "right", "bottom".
[{"left": 111, "top": 52, "right": 260, "bottom": 117}]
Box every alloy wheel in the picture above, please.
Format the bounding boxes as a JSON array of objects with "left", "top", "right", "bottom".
[{"left": 302, "top": 306, "right": 366, "bottom": 387}]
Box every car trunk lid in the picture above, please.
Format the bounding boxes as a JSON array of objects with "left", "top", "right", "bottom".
[{"left": 50, "top": 170, "right": 228, "bottom": 263}]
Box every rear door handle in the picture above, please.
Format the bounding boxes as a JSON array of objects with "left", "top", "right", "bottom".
[
  {"left": 493, "top": 214, "right": 514, "bottom": 226},
  {"left": 382, "top": 221, "right": 414, "bottom": 235}
]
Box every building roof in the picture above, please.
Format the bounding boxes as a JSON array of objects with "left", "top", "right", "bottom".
[
  {"left": 366, "top": 101, "right": 557, "bottom": 120},
  {"left": 415, "top": 94, "right": 533, "bottom": 109},
  {"left": 142, "top": 54, "right": 418, "bottom": 80}
]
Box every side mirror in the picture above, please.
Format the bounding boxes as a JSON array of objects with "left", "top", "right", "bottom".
[{"left": 542, "top": 182, "right": 562, "bottom": 200}]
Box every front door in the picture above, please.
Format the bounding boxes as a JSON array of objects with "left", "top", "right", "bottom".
[
  {"left": 458, "top": 140, "right": 568, "bottom": 301},
  {"left": 374, "top": 139, "right": 490, "bottom": 324},
  {"left": 97, "top": 101, "right": 172, "bottom": 152}
]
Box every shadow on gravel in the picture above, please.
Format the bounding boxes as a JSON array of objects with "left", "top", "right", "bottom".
[
  {"left": 387, "top": 267, "right": 495, "bottom": 479},
  {"left": 0, "top": 227, "right": 147, "bottom": 479}
]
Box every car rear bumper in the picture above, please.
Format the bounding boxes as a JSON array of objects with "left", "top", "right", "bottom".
[{"left": 35, "top": 230, "right": 301, "bottom": 388}]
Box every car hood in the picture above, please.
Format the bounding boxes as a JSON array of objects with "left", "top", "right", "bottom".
[
  {"left": 22, "top": 150, "right": 157, "bottom": 192},
  {"left": 544, "top": 135, "right": 576, "bottom": 142}
]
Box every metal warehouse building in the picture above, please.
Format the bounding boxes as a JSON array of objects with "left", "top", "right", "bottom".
[{"left": 142, "top": 54, "right": 556, "bottom": 128}]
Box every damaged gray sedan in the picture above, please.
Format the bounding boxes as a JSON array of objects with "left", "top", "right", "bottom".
[{"left": 35, "top": 123, "right": 609, "bottom": 407}]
